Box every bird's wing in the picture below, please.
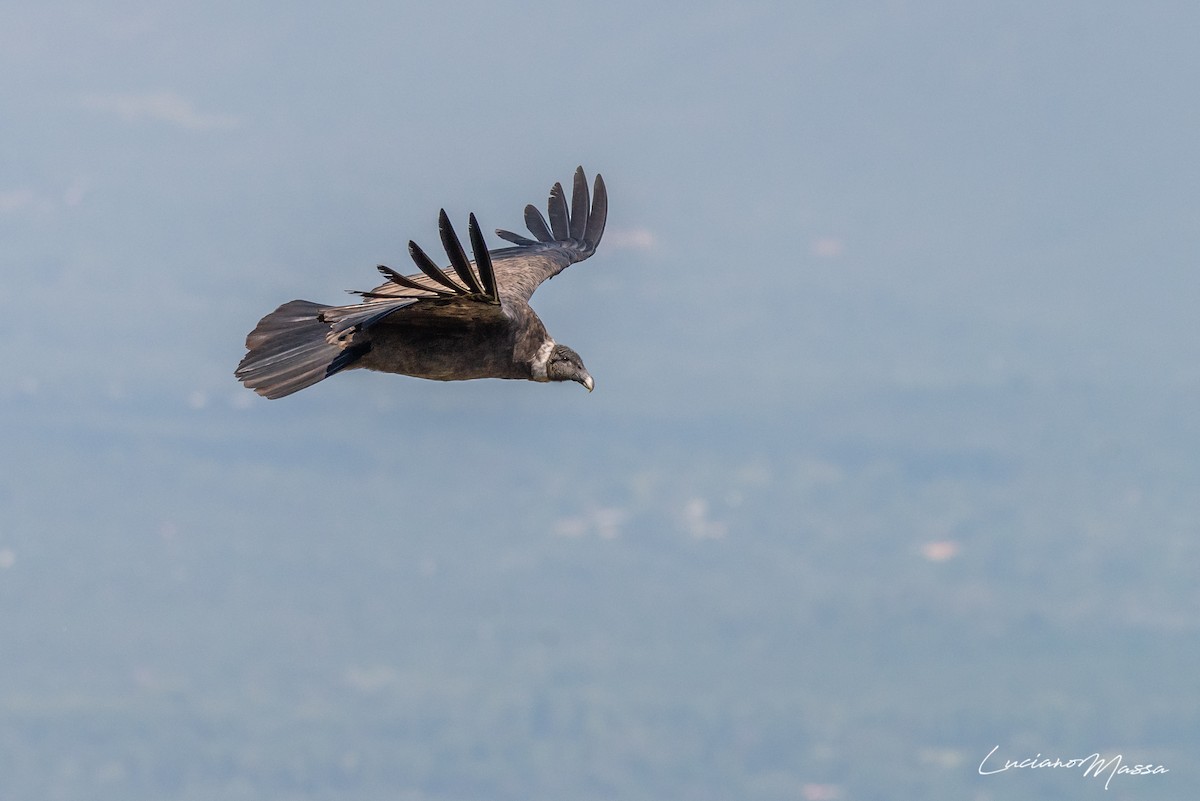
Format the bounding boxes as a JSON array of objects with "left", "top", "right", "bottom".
[
  {"left": 319, "top": 211, "right": 506, "bottom": 336},
  {"left": 488, "top": 167, "right": 608, "bottom": 305},
  {"left": 324, "top": 167, "right": 606, "bottom": 334}
]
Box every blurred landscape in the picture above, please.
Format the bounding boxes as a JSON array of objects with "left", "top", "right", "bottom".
[{"left": 2, "top": 3, "right": 1198, "bottom": 799}]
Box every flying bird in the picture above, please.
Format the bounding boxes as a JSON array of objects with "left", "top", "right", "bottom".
[{"left": 236, "top": 167, "right": 607, "bottom": 399}]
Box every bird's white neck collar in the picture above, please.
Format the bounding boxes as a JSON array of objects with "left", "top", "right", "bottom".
[{"left": 531, "top": 339, "right": 555, "bottom": 381}]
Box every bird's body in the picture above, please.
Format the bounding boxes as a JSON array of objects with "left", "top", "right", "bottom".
[
  {"left": 236, "top": 168, "right": 606, "bottom": 399},
  {"left": 358, "top": 314, "right": 536, "bottom": 382}
]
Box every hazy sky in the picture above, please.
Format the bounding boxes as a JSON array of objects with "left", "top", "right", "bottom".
[{"left": 5, "top": 1, "right": 1197, "bottom": 423}]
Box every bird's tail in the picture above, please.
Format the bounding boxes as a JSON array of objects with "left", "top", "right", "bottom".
[{"left": 235, "top": 300, "right": 369, "bottom": 399}]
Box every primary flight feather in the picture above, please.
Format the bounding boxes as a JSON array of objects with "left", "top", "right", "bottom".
[{"left": 236, "top": 167, "right": 607, "bottom": 399}]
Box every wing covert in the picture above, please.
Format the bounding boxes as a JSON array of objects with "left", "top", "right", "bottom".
[{"left": 330, "top": 210, "right": 503, "bottom": 336}]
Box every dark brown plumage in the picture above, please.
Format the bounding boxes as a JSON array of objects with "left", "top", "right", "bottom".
[{"left": 235, "top": 167, "right": 607, "bottom": 399}]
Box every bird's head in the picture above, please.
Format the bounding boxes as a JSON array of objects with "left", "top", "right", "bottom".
[{"left": 546, "top": 344, "right": 594, "bottom": 392}]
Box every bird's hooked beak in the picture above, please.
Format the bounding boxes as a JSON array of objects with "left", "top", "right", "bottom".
[{"left": 579, "top": 372, "right": 594, "bottom": 392}]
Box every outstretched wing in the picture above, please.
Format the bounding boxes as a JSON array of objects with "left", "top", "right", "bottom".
[
  {"left": 490, "top": 166, "right": 608, "bottom": 304},
  {"left": 319, "top": 212, "right": 503, "bottom": 336},
  {"left": 323, "top": 166, "right": 606, "bottom": 334}
]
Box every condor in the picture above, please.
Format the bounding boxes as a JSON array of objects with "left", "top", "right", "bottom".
[{"left": 236, "top": 168, "right": 607, "bottom": 399}]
